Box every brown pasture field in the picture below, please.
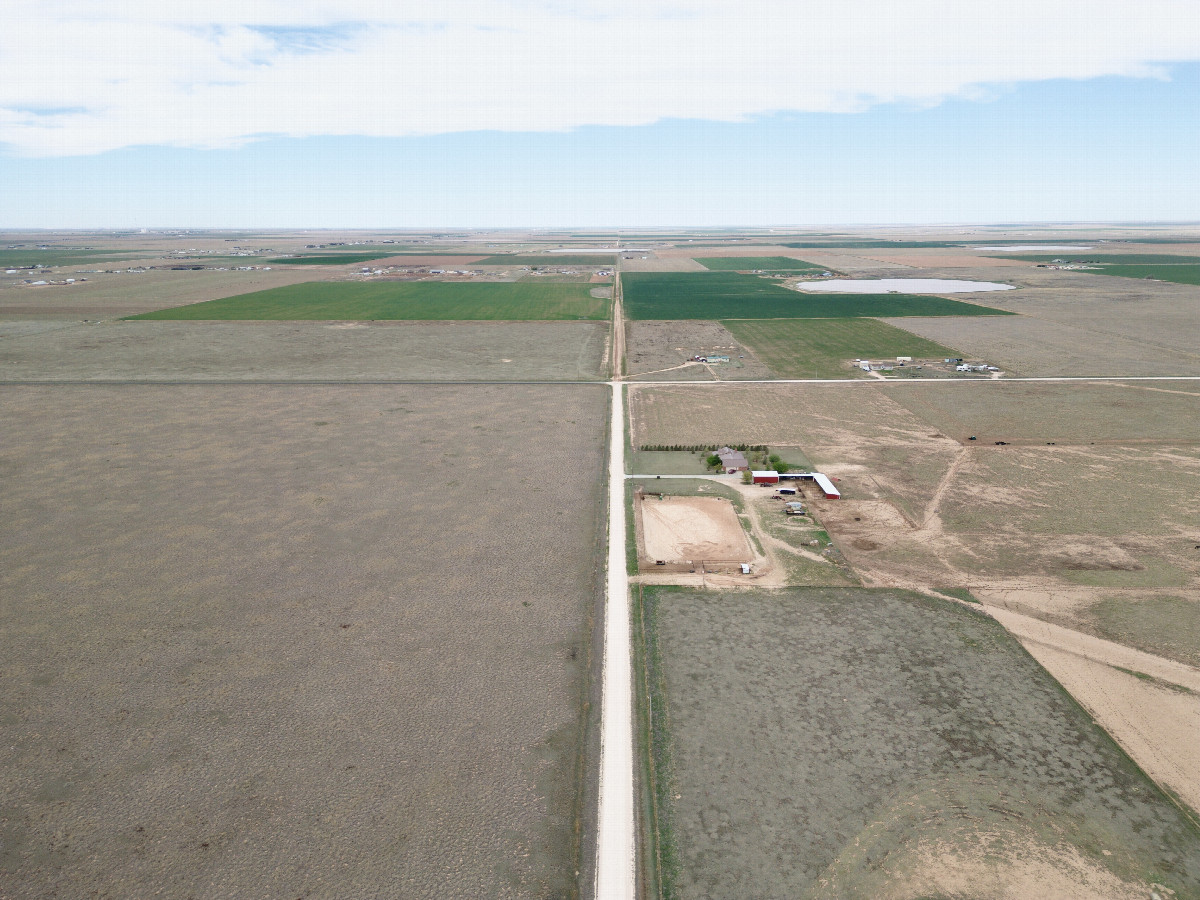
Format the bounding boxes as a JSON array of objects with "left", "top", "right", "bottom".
[
  {"left": 0, "top": 384, "right": 607, "bottom": 899},
  {"left": 928, "top": 265, "right": 1200, "bottom": 357},
  {"left": 640, "top": 587, "right": 1200, "bottom": 899},
  {"left": 883, "top": 314, "right": 1200, "bottom": 376},
  {"left": 0, "top": 268, "right": 316, "bottom": 320},
  {"left": 0, "top": 320, "right": 609, "bottom": 382},
  {"left": 853, "top": 251, "right": 1033, "bottom": 268},
  {"left": 623, "top": 320, "right": 772, "bottom": 380},
  {"left": 880, "top": 380, "right": 1200, "bottom": 444}
]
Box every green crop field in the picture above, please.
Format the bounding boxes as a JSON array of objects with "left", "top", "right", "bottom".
[
  {"left": 694, "top": 256, "right": 828, "bottom": 272},
  {"left": 722, "top": 318, "right": 961, "bottom": 379},
  {"left": 474, "top": 254, "right": 617, "bottom": 266},
  {"left": 1097, "top": 264, "right": 1200, "bottom": 285},
  {"left": 126, "top": 281, "right": 610, "bottom": 321},
  {"left": 620, "top": 273, "right": 1011, "bottom": 320},
  {"left": 0, "top": 248, "right": 153, "bottom": 267}
]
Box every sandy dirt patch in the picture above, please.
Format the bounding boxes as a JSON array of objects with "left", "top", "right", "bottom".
[
  {"left": 1018, "top": 638, "right": 1200, "bottom": 817},
  {"left": 638, "top": 495, "right": 752, "bottom": 563}
]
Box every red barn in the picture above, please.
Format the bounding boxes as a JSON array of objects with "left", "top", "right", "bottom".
[{"left": 751, "top": 470, "right": 780, "bottom": 485}]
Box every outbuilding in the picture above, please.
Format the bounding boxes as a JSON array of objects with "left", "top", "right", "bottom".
[
  {"left": 813, "top": 473, "right": 841, "bottom": 499},
  {"left": 752, "top": 470, "right": 780, "bottom": 485}
]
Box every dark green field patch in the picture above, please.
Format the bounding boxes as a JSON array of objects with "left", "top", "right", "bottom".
[
  {"left": 126, "top": 281, "right": 609, "bottom": 321},
  {"left": 694, "top": 256, "right": 828, "bottom": 273},
  {"left": 621, "top": 273, "right": 1011, "bottom": 320},
  {"left": 1099, "top": 264, "right": 1200, "bottom": 285},
  {"left": 474, "top": 254, "right": 617, "bottom": 267},
  {"left": 0, "top": 248, "right": 153, "bottom": 267},
  {"left": 722, "top": 318, "right": 962, "bottom": 379}
]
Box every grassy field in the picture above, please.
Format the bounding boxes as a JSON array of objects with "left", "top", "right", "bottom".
[
  {"left": 638, "top": 586, "right": 1200, "bottom": 898},
  {"left": 125, "top": 281, "right": 610, "bottom": 320},
  {"left": 694, "top": 256, "right": 828, "bottom": 273},
  {"left": 0, "top": 384, "right": 607, "bottom": 899},
  {"left": 1097, "top": 264, "right": 1200, "bottom": 285},
  {"left": 0, "top": 321, "right": 610, "bottom": 382},
  {"left": 880, "top": 380, "right": 1200, "bottom": 444},
  {"left": 621, "top": 273, "right": 1011, "bottom": 320},
  {"left": 0, "top": 248, "right": 155, "bottom": 267},
  {"left": 722, "top": 318, "right": 962, "bottom": 379},
  {"left": 474, "top": 254, "right": 617, "bottom": 267},
  {"left": 877, "top": 314, "right": 1200, "bottom": 377}
]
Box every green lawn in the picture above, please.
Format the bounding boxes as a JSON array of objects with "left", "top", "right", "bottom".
[
  {"left": 621, "top": 273, "right": 1012, "bottom": 320},
  {"left": 695, "top": 256, "right": 829, "bottom": 273},
  {"left": 126, "top": 281, "right": 610, "bottom": 321},
  {"left": 723, "top": 318, "right": 962, "bottom": 379},
  {"left": 474, "top": 254, "right": 617, "bottom": 267}
]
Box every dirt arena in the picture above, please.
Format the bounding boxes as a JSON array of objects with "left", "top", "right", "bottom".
[{"left": 636, "top": 495, "right": 752, "bottom": 564}]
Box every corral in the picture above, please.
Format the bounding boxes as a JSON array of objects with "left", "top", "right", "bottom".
[
  {"left": 0, "top": 383, "right": 607, "bottom": 899},
  {"left": 126, "top": 280, "right": 610, "bottom": 320},
  {"left": 634, "top": 494, "right": 754, "bottom": 571},
  {"left": 637, "top": 587, "right": 1200, "bottom": 899}
]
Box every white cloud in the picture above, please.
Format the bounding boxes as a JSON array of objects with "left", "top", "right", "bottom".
[{"left": 2, "top": 0, "right": 1199, "bottom": 156}]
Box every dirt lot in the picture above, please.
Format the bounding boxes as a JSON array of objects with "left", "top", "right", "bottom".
[
  {"left": 0, "top": 268, "right": 317, "bottom": 320},
  {"left": 636, "top": 495, "right": 752, "bottom": 564},
  {"left": 0, "top": 320, "right": 609, "bottom": 382},
  {"left": 639, "top": 587, "right": 1200, "bottom": 899},
  {"left": 624, "top": 321, "right": 772, "bottom": 381},
  {"left": 0, "top": 384, "right": 607, "bottom": 899}
]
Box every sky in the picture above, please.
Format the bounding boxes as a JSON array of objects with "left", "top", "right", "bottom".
[{"left": 3, "top": 1, "right": 1200, "bottom": 228}]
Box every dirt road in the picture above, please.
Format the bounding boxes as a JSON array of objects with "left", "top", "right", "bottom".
[{"left": 595, "top": 381, "right": 635, "bottom": 899}]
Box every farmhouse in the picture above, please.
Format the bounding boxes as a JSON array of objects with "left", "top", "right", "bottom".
[{"left": 717, "top": 447, "right": 749, "bottom": 472}]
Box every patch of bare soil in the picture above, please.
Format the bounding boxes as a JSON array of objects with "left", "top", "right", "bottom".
[
  {"left": 638, "top": 496, "right": 752, "bottom": 563},
  {"left": 1018, "top": 638, "right": 1200, "bottom": 817}
]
